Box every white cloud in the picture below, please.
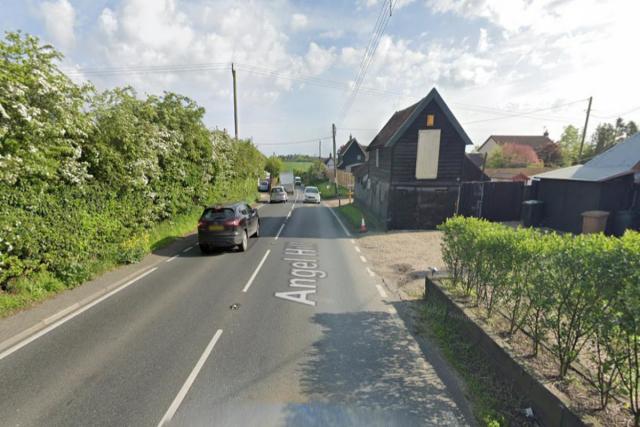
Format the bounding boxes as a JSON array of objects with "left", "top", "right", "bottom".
[
  {"left": 362, "top": 0, "right": 415, "bottom": 9},
  {"left": 290, "top": 13, "right": 308, "bottom": 31},
  {"left": 40, "top": 0, "right": 75, "bottom": 49},
  {"left": 476, "top": 28, "right": 489, "bottom": 52},
  {"left": 304, "top": 42, "right": 336, "bottom": 74},
  {"left": 98, "top": 8, "right": 118, "bottom": 36},
  {"left": 319, "top": 29, "right": 345, "bottom": 40}
]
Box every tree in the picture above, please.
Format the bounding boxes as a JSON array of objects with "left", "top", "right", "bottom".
[
  {"left": 558, "top": 125, "right": 581, "bottom": 165},
  {"left": 264, "top": 155, "right": 282, "bottom": 178},
  {"left": 586, "top": 117, "right": 638, "bottom": 159},
  {"left": 486, "top": 146, "right": 506, "bottom": 168},
  {"left": 537, "top": 142, "right": 564, "bottom": 167}
]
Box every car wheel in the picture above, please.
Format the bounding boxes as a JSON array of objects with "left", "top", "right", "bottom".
[
  {"left": 253, "top": 221, "right": 260, "bottom": 237},
  {"left": 238, "top": 230, "right": 248, "bottom": 252},
  {"left": 199, "top": 243, "right": 210, "bottom": 254}
]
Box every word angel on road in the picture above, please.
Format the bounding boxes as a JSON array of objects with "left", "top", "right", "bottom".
[{"left": 274, "top": 241, "right": 326, "bottom": 306}]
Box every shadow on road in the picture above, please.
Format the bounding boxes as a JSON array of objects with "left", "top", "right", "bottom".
[{"left": 283, "top": 309, "right": 468, "bottom": 426}]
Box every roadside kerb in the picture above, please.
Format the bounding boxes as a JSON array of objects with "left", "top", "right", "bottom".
[{"left": 424, "top": 278, "right": 586, "bottom": 427}]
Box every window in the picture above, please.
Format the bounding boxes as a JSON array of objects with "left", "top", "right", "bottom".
[
  {"left": 375, "top": 149, "right": 379, "bottom": 167},
  {"left": 415, "top": 129, "right": 441, "bottom": 179},
  {"left": 427, "top": 114, "right": 435, "bottom": 127},
  {"left": 357, "top": 154, "right": 362, "bottom": 161},
  {"left": 202, "top": 208, "right": 234, "bottom": 220}
]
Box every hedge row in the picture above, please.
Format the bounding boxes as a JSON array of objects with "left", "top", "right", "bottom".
[
  {"left": 438, "top": 217, "right": 640, "bottom": 425},
  {"left": 0, "top": 33, "right": 264, "bottom": 299}
]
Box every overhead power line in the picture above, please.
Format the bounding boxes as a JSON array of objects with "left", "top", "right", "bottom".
[
  {"left": 254, "top": 136, "right": 332, "bottom": 146},
  {"left": 463, "top": 98, "right": 590, "bottom": 125},
  {"left": 340, "top": 0, "right": 395, "bottom": 120}
]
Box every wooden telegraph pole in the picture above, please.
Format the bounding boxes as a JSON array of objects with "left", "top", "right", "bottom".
[{"left": 232, "top": 63, "right": 238, "bottom": 140}]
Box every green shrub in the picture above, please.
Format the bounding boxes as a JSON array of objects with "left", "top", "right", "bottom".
[{"left": 438, "top": 217, "right": 640, "bottom": 424}]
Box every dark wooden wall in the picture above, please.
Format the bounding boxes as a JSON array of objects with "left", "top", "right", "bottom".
[{"left": 391, "top": 101, "right": 466, "bottom": 186}]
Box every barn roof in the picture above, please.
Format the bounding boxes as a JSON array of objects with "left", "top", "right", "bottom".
[
  {"left": 534, "top": 133, "right": 640, "bottom": 182},
  {"left": 366, "top": 88, "right": 473, "bottom": 151}
]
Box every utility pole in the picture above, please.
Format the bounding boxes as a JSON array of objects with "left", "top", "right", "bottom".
[
  {"left": 332, "top": 124, "right": 339, "bottom": 207},
  {"left": 318, "top": 139, "right": 322, "bottom": 160},
  {"left": 578, "top": 96, "right": 592, "bottom": 163},
  {"left": 231, "top": 62, "right": 238, "bottom": 140}
]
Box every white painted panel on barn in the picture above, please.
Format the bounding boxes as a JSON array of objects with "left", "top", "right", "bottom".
[{"left": 416, "top": 129, "right": 441, "bottom": 179}]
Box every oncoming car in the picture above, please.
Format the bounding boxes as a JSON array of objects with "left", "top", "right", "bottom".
[
  {"left": 197, "top": 203, "right": 259, "bottom": 253},
  {"left": 270, "top": 186, "right": 288, "bottom": 203},
  {"left": 303, "top": 186, "right": 321, "bottom": 204}
]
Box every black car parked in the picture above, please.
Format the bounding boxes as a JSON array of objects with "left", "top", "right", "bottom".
[{"left": 197, "top": 202, "right": 260, "bottom": 253}]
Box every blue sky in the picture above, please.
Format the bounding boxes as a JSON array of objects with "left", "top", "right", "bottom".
[{"left": 2, "top": 0, "right": 639, "bottom": 155}]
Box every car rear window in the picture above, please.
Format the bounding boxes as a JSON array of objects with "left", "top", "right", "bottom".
[
  {"left": 305, "top": 187, "right": 319, "bottom": 193},
  {"left": 271, "top": 187, "right": 283, "bottom": 193},
  {"left": 202, "top": 208, "right": 235, "bottom": 221}
]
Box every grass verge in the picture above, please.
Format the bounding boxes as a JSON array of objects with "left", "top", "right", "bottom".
[
  {"left": 417, "top": 297, "right": 525, "bottom": 426},
  {"left": 334, "top": 203, "right": 383, "bottom": 232},
  {"left": 0, "top": 191, "right": 259, "bottom": 318}
]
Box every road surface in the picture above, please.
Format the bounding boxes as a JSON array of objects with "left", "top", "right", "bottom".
[{"left": 0, "top": 190, "right": 470, "bottom": 426}]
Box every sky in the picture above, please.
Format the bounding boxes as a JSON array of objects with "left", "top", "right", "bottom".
[{"left": 2, "top": 0, "right": 639, "bottom": 156}]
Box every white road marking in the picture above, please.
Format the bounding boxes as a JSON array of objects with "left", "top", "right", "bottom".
[
  {"left": 359, "top": 255, "right": 367, "bottom": 263},
  {"left": 376, "top": 284, "right": 388, "bottom": 298},
  {"left": 165, "top": 254, "right": 179, "bottom": 263},
  {"left": 325, "top": 204, "right": 352, "bottom": 237},
  {"left": 286, "top": 212, "right": 291, "bottom": 219},
  {"left": 157, "top": 329, "right": 223, "bottom": 426},
  {"left": 275, "top": 223, "right": 286, "bottom": 240},
  {"left": 182, "top": 246, "right": 194, "bottom": 253},
  {"left": 350, "top": 239, "right": 355, "bottom": 244},
  {"left": 0, "top": 267, "right": 158, "bottom": 361},
  {"left": 366, "top": 267, "right": 375, "bottom": 277},
  {"left": 387, "top": 306, "right": 397, "bottom": 315},
  {"left": 242, "top": 250, "right": 271, "bottom": 293},
  {"left": 354, "top": 246, "right": 361, "bottom": 253}
]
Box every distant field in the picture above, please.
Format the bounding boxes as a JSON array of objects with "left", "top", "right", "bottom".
[{"left": 281, "top": 161, "right": 313, "bottom": 172}]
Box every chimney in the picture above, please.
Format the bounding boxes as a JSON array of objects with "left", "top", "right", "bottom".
[{"left": 543, "top": 129, "right": 549, "bottom": 138}]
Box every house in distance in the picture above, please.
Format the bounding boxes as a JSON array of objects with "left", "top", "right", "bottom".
[
  {"left": 353, "top": 87, "right": 485, "bottom": 229},
  {"left": 337, "top": 136, "right": 368, "bottom": 171}
]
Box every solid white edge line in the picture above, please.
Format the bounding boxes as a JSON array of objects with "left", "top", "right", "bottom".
[
  {"left": 354, "top": 246, "right": 361, "bottom": 253},
  {"left": 366, "top": 267, "right": 375, "bottom": 277},
  {"left": 165, "top": 254, "right": 179, "bottom": 263},
  {"left": 359, "top": 255, "right": 367, "bottom": 263},
  {"left": 242, "top": 250, "right": 271, "bottom": 293},
  {"left": 182, "top": 246, "right": 194, "bottom": 253},
  {"left": 157, "top": 329, "right": 223, "bottom": 426},
  {"left": 376, "top": 284, "right": 388, "bottom": 298},
  {"left": 0, "top": 267, "right": 158, "bottom": 361},
  {"left": 325, "top": 203, "right": 352, "bottom": 237}
]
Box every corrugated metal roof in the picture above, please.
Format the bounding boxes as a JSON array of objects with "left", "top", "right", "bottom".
[{"left": 533, "top": 133, "right": 640, "bottom": 182}]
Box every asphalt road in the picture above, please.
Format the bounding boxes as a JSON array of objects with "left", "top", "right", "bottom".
[{"left": 0, "top": 190, "right": 470, "bottom": 426}]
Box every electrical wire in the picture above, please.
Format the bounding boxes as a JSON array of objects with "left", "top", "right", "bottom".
[
  {"left": 462, "top": 98, "right": 590, "bottom": 125},
  {"left": 254, "top": 136, "right": 332, "bottom": 146}
]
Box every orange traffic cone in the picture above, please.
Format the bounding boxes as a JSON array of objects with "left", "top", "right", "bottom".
[{"left": 360, "top": 217, "right": 367, "bottom": 233}]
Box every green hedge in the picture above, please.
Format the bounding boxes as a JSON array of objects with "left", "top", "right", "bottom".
[
  {"left": 439, "top": 217, "right": 640, "bottom": 424},
  {"left": 0, "top": 32, "right": 264, "bottom": 312}
]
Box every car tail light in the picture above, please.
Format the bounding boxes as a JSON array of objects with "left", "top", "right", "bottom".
[
  {"left": 198, "top": 220, "right": 207, "bottom": 229},
  {"left": 224, "top": 218, "right": 240, "bottom": 227}
]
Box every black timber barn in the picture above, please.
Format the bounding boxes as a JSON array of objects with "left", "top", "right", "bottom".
[
  {"left": 337, "top": 136, "right": 367, "bottom": 171},
  {"left": 353, "top": 88, "right": 485, "bottom": 229}
]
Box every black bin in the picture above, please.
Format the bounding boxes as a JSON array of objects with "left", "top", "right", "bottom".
[
  {"left": 522, "top": 200, "right": 544, "bottom": 227},
  {"left": 612, "top": 210, "right": 635, "bottom": 236}
]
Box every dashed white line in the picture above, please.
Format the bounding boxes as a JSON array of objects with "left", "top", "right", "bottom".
[
  {"left": 359, "top": 255, "right": 367, "bottom": 263},
  {"left": 350, "top": 239, "right": 355, "bottom": 244},
  {"left": 387, "top": 306, "right": 397, "bottom": 316},
  {"left": 182, "top": 246, "right": 194, "bottom": 253},
  {"left": 286, "top": 212, "right": 291, "bottom": 219},
  {"left": 275, "top": 223, "right": 286, "bottom": 240},
  {"left": 376, "top": 284, "right": 388, "bottom": 298},
  {"left": 366, "top": 267, "right": 375, "bottom": 277},
  {"left": 0, "top": 267, "right": 158, "bottom": 361},
  {"left": 354, "top": 246, "right": 361, "bottom": 253},
  {"left": 157, "top": 329, "right": 223, "bottom": 426},
  {"left": 242, "top": 250, "right": 271, "bottom": 293},
  {"left": 165, "top": 254, "right": 179, "bottom": 263}
]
